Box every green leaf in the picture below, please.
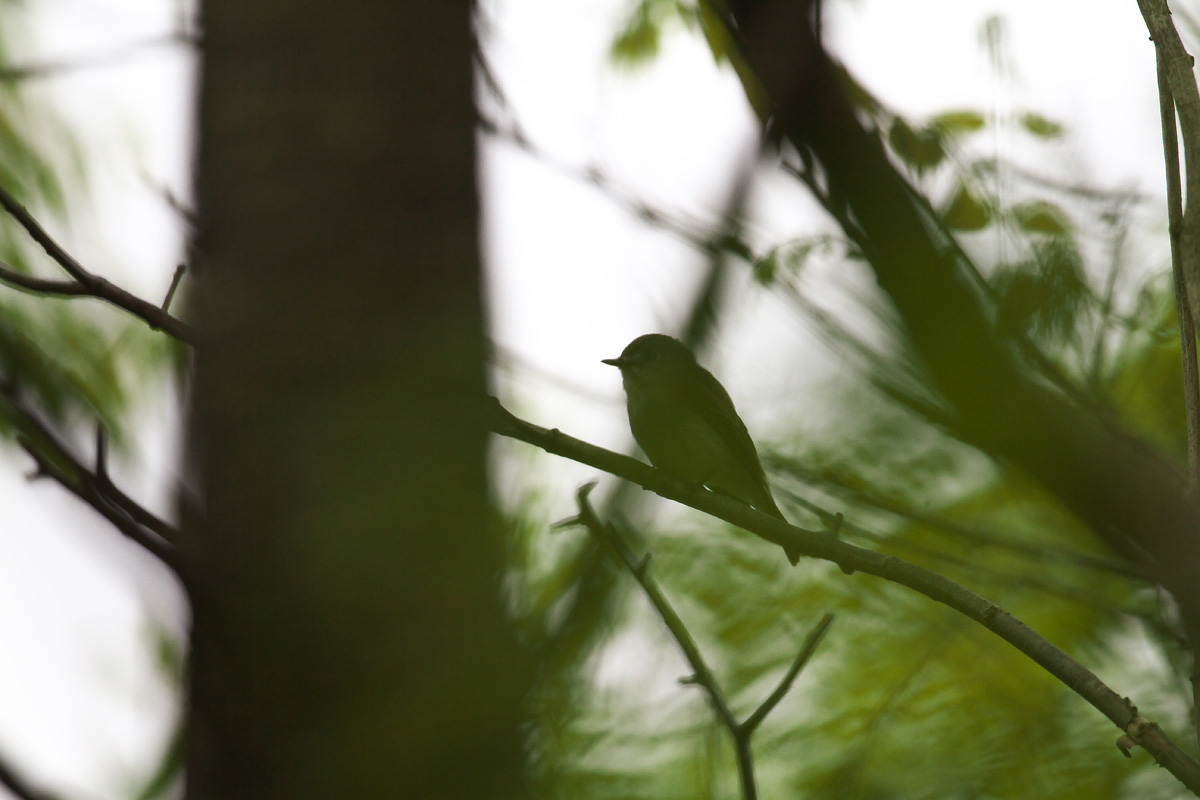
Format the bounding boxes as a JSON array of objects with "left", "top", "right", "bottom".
[
  {"left": 930, "top": 110, "right": 986, "bottom": 135},
  {"left": 888, "top": 118, "right": 945, "bottom": 173},
  {"left": 752, "top": 249, "right": 778, "bottom": 284},
  {"left": 941, "top": 184, "right": 991, "bottom": 231},
  {"left": 1020, "top": 111, "right": 1064, "bottom": 139},
  {"left": 993, "top": 238, "right": 1086, "bottom": 341},
  {"left": 1012, "top": 200, "right": 1071, "bottom": 234},
  {"left": 611, "top": 6, "right": 661, "bottom": 66}
]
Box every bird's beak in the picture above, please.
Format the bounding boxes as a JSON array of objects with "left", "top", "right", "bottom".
[{"left": 601, "top": 356, "right": 624, "bottom": 368}]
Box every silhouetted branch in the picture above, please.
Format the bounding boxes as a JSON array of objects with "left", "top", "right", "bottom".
[
  {"left": 162, "top": 265, "right": 187, "bottom": 312},
  {"left": 570, "top": 483, "right": 831, "bottom": 800},
  {"left": 740, "top": 612, "right": 833, "bottom": 736},
  {"left": 0, "top": 259, "right": 93, "bottom": 296},
  {"left": 1, "top": 384, "right": 179, "bottom": 570},
  {"left": 489, "top": 397, "right": 1200, "bottom": 792},
  {"left": 0, "top": 184, "right": 195, "bottom": 342},
  {"left": 720, "top": 1, "right": 1200, "bottom": 743}
]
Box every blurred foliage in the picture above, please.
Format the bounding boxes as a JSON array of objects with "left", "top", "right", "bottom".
[
  {"left": 488, "top": 5, "right": 1198, "bottom": 800},
  {"left": 0, "top": 27, "right": 171, "bottom": 449}
]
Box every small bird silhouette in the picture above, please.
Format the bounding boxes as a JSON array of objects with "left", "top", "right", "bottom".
[{"left": 603, "top": 334, "right": 798, "bottom": 564}]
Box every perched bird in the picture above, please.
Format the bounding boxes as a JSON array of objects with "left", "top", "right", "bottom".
[{"left": 603, "top": 333, "right": 798, "bottom": 564}]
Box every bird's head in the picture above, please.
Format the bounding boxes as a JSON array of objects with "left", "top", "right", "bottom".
[{"left": 602, "top": 334, "right": 697, "bottom": 386}]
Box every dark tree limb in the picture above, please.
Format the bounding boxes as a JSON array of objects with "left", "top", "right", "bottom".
[
  {"left": 489, "top": 398, "right": 1200, "bottom": 793},
  {"left": 0, "top": 184, "right": 195, "bottom": 342}
]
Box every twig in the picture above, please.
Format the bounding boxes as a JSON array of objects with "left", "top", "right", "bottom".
[
  {"left": 1, "top": 384, "right": 179, "bottom": 570},
  {"left": 572, "top": 484, "right": 831, "bottom": 800},
  {"left": 0, "top": 259, "right": 93, "bottom": 296},
  {"left": 740, "top": 612, "right": 834, "bottom": 736},
  {"left": 489, "top": 397, "right": 1200, "bottom": 790},
  {"left": 161, "top": 265, "right": 186, "bottom": 312},
  {"left": 0, "top": 184, "right": 195, "bottom": 343}
]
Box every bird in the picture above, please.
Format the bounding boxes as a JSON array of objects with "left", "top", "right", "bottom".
[{"left": 603, "top": 333, "right": 798, "bottom": 564}]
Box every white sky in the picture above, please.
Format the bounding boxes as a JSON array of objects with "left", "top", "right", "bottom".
[
  {"left": 482, "top": 0, "right": 1169, "bottom": 509},
  {"left": 0, "top": 0, "right": 1179, "bottom": 798},
  {"left": 0, "top": 2, "right": 193, "bottom": 799}
]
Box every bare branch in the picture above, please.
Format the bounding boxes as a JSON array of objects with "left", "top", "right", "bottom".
[
  {"left": 162, "top": 265, "right": 187, "bottom": 312},
  {"left": 1152, "top": 41, "right": 1200, "bottom": 489},
  {"left": 0, "top": 259, "right": 92, "bottom": 296},
  {"left": 740, "top": 612, "right": 834, "bottom": 737},
  {"left": 1, "top": 384, "right": 179, "bottom": 570},
  {"left": 489, "top": 397, "right": 1200, "bottom": 791},
  {"left": 0, "top": 184, "right": 195, "bottom": 343},
  {"left": 572, "top": 484, "right": 828, "bottom": 800}
]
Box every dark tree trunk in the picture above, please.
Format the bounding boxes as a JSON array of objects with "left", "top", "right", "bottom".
[{"left": 186, "top": 3, "right": 528, "bottom": 798}]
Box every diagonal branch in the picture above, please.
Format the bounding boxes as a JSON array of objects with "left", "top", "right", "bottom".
[
  {"left": 0, "top": 259, "right": 93, "bottom": 296},
  {"left": 489, "top": 397, "right": 1200, "bottom": 793},
  {"left": 740, "top": 611, "right": 834, "bottom": 737},
  {"left": 0, "top": 383, "right": 179, "bottom": 571},
  {"left": 571, "top": 483, "right": 831, "bottom": 800},
  {"left": 0, "top": 184, "right": 195, "bottom": 343},
  {"left": 719, "top": 0, "right": 1200, "bottom": 707}
]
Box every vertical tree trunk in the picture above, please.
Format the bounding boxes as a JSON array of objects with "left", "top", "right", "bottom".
[{"left": 186, "top": 3, "right": 527, "bottom": 798}]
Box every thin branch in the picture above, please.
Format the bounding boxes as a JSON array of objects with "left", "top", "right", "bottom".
[
  {"left": 0, "top": 259, "right": 92, "bottom": 296},
  {"left": 774, "top": 485, "right": 1146, "bottom": 615},
  {"left": 489, "top": 397, "right": 1200, "bottom": 791},
  {"left": 162, "top": 265, "right": 186, "bottom": 312},
  {"left": 1139, "top": 0, "right": 1200, "bottom": 338},
  {"left": 1154, "top": 48, "right": 1200, "bottom": 489},
  {"left": 0, "top": 184, "right": 195, "bottom": 343},
  {"left": 740, "top": 612, "right": 834, "bottom": 736},
  {"left": 572, "top": 484, "right": 829, "bottom": 800},
  {"left": 1, "top": 385, "right": 179, "bottom": 570},
  {"left": 572, "top": 485, "right": 752, "bottom": 797},
  {"left": 772, "top": 455, "right": 1154, "bottom": 582}
]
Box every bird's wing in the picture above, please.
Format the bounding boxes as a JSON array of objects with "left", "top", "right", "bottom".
[{"left": 693, "top": 364, "right": 773, "bottom": 488}]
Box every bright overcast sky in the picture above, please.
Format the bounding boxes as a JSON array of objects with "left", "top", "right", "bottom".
[
  {"left": 481, "top": 0, "right": 1169, "bottom": 500},
  {"left": 0, "top": 1, "right": 1178, "bottom": 798}
]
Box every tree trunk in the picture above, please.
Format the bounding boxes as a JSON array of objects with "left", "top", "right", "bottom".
[{"left": 186, "top": 3, "right": 528, "bottom": 798}]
